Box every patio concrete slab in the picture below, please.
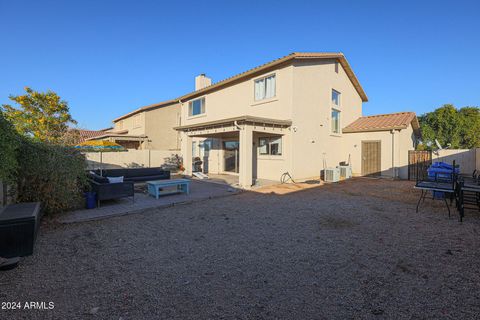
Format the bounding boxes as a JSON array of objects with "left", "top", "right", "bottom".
[
  {"left": 59, "top": 180, "right": 240, "bottom": 224},
  {"left": 197, "top": 173, "right": 278, "bottom": 188}
]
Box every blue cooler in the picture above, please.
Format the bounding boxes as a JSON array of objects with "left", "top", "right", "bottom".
[
  {"left": 427, "top": 162, "right": 459, "bottom": 199},
  {"left": 427, "top": 162, "right": 459, "bottom": 181}
]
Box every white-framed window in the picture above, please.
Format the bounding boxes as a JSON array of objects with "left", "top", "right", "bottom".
[
  {"left": 254, "top": 74, "right": 276, "bottom": 101},
  {"left": 133, "top": 114, "right": 141, "bottom": 128},
  {"left": 258, "top": 136, "right": 282, "bottom": 155},
  {"left": 188, "top": 97, "right": 205, "bottom": 117},
  {"left": 332, "top": 89, "right": 341, "bottom": 106},
  {"left": 331, "top": 109, "right": 341, "bottom": 134},
  {"left": 192, "top": 141, "right": 197, "bottom": 157}
]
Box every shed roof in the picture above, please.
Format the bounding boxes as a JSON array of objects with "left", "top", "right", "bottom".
[{"left": 343, "top": 112, "right": 420, "bottom": 135}]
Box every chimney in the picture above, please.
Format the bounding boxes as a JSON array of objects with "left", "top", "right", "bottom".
[{"left": 195, "top": 74, "right": 212, "bottom": 91}]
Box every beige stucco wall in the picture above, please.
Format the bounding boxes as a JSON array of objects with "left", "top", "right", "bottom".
[
  {"left": 289, "top": 59, "right": 363, "bottom": 180},
  {"left": 179, "top": 63, "right": 294, "bottom": 182},
  {"left": 253, "top": 131, "right": 290, "bottom": 181},
  {"left": 114, "top": 112, "right": 146, "bottom": 136},
  {"left": 84, "top": 149, "right": 181, "bottom": 170},
  {"left": 397, "top": 125, "right": 416, "bottom": 178},
  {"left": 180, "top": 65, "right": 294, "bottom": 126},
  {"left": 113, "top": 104, "right": 181, "bottom": 151},
  {"left": 343, "top": 126, "right": 415, "bottom": 179},
  {"left": 477, "top": 148, "right": 480, "bottom": 171},
  {"left": 435, "top": 149, "right": 477, "bottom": 174},
  {"left": 144, "top": 104, "right": 181, "bottom": 150},
  {"left": 343, "top": 131, "right": 395, "bottom": 178}
]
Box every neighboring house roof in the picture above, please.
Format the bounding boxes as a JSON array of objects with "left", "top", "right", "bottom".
[
  {"left": 76, "top": 129, "right": 109, "bottom": 142},
  {"left": 113, "top": 52, "right": 368, "bottom": 123},
  {"left": 87, "top": 132, "right": 147, "bottom": 141},
  {"left": 343, "top": 112, "right": 420, "bottom": 135}
]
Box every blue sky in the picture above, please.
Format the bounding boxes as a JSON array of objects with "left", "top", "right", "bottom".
[{"left": 1, "top": 0, "right": 479, "bottom": 130}]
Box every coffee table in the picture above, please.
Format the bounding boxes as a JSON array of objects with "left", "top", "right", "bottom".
[{"left": 146, "top": 179, "right": 190, "bottom": 199}]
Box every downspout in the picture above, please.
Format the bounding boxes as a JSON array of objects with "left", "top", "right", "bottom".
[{"left": 391, "top": 129, "right": 396, "bottom": 179}]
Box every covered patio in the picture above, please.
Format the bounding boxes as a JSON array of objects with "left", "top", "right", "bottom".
[{"left": 175, "top": 116, "right": 291, "bottom": 189}]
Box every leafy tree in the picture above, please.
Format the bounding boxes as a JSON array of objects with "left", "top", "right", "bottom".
[
  {"left": 1, "top": 87, "right": 77, "bottom": 144},
  {"left": 419, "top": 104, "right": 480, "bottom": 149},
  {"left": 458, "top": 107, "right": 480, "bottom": 148},
  {"left": 61, "top": 128, "right": 82, "bottom": 146}
]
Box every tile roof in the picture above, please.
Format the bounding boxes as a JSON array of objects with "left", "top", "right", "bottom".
[
  {"left": 77, "top": 129, "right": 108, "bottom": 142},
  {"left": 113, "top": 52, "right": 368, "bottom": 122},
  {"left": 343, "top": 112, "right": 420, "bottom": 134}
]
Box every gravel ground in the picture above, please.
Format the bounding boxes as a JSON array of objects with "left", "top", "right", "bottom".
[{"left": 2, "top": 178, "right": 480, "bottom": 319}]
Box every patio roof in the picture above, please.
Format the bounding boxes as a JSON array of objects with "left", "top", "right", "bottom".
[
  {"left": 87, "top": 133, "right": 147, "bottom": 141},
  {"left": 174, "top": 115, "right": 292, "bottom": 131}
]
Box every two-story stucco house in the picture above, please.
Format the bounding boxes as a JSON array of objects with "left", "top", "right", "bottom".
[
  {"left": 98, "top": 52, "right": 419, "bottom": 187},
  {"left": 173, "top": 52, "right": 420, "bottom": 188}
]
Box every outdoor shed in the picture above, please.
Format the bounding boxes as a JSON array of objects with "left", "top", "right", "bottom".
[{"left": 343, "top": 112, "right": 421, "bottom": 179}]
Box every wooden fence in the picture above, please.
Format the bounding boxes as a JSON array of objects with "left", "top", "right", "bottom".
[
  {"left": 408, "top": 150, "right": 432, "bottom": 180},
  {"left": 408, "top": 148, "right": 479, "bottom": 180}
]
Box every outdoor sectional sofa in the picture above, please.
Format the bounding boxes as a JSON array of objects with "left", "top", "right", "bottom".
[
  {"left": 87, "top": 168, "right": 171, "bottom": 207},
  {"left": 87, "top": 172, "right": 135, "bottom": 207},
  {"left": 91, "top": 167, "right": 171, "bottom": 182}
]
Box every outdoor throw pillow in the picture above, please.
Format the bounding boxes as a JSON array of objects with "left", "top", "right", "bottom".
[
  {"left": 107, "top": 176, "right": 124, "bottom": 183},
  {"left": 88, "top": 172, "right": 109, "bottom": 184}
]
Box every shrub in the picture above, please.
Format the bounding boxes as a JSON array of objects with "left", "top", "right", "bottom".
[
  {"left": 0, "top": 111, "right": 19, "bottom": 183},
  {"left": 15, "top": 140, "right": 88, "bottom": 214}
]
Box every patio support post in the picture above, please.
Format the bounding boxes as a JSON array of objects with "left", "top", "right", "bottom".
[
  {"left": 239, "top": 125, "right": 253, "bottom": 189},
  {"left": 181, "top": 133, "right": 193, "bottom": 176}
]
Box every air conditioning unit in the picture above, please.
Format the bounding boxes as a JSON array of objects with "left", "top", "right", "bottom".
[
  {"left": 324, "top": 167, "right": 340, "bottom": 183},
  {"left": 338, "top": 165, "right": 352, "bottom": 179}
]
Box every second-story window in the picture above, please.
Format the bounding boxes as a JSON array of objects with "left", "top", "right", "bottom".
[
  {"left": 331, "top": 109, "right": 341, "bottom": 134},
  {"left": 332, "top": 89, "right": 341, "bottom": 106},
  {"left": 331, "top": 89, "right": 341, "bottom": 134},
  {"left": 254, "top": 74, "right": 276, "bottom": 101},
  {"left": 188, "top": 97, "right": 205, "bottom": 117}
]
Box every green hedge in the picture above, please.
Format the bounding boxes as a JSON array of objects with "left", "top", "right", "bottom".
[
  {"left": 1, "top": 110, "right": 88, "bottom": 214},
  {"left": 15, "top": 140, "right": 88, "bottom": 214},
  {"left": 0, "top": 111, "right": 19, "bottom": 183}
]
